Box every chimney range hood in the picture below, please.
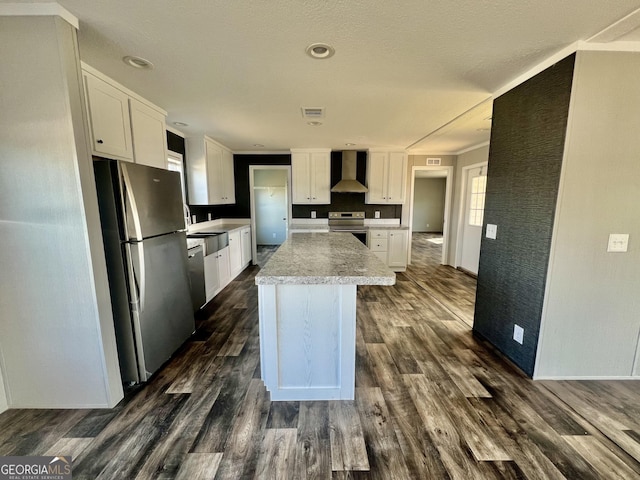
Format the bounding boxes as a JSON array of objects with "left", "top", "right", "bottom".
[{"left": 330, "top": 151, "right": 368, "bottom": 193}]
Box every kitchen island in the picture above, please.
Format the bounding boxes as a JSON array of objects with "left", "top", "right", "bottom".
[{"left": 255, "top": 232, "right": 395, "bottom": 400}]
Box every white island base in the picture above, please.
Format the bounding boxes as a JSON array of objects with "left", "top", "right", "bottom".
[{"left": 258, "top": 283, "right": 356, "bottom": 401}]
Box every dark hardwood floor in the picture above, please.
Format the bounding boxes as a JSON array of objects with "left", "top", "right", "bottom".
[{"left": 1, "top": 233, "right": 639, "bottom": 479}]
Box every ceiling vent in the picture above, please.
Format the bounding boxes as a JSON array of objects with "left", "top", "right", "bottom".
[
  {"left": 301, "top": 107, "right": 325, "bottom": 119},
  {"left": 427, "top": 157, "right": 442, "bottom": 166}
]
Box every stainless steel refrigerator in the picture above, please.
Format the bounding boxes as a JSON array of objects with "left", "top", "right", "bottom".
[{"left": 94, "top": 159, "right": 195, "bottom": 384}]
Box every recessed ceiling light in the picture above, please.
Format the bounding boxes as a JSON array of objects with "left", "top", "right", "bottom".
[
  {"left": 305, "top": 43, "right": 335, "bottom": 59},
  {"left": 307, "top": 121, "right": 323, "bottom": 126},
  {"left": 253, "top": 144, "right": 265, "bottom": 148},
  {"left": 173, "top": 121, "right": 188, "bottom": 127},
  {"left": 123, "top": 55, "right": 154, "bottom": 69}
]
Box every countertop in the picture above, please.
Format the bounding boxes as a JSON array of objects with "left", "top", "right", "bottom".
[{"left": 255, "top": 233, "right": 396, "bottom": 286}]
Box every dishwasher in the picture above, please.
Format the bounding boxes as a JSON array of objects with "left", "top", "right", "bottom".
[{"left": 187, "top": 244, "right": 206, "bottom": 312}]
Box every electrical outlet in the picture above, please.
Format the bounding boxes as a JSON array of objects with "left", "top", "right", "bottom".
[
  {"left": 607, "top": 233, "right": 629, "bottom": 252},
  {"left": 486, "top": 224, "right": 497, "bottom": 239},
  {"left": 426, "top": 223, "right": 430, "bottom": 228},
  {"left": 207, "top": 213, "right": 212, "bottom": 221},
  {"left": 311, "top": 211, "right": 316, "bottom": 219},
  {"left": 272, "top": 233, "right": 276, "bottom": 238},
  {"left": 375, "top": 211, "right": 380, "bottom": 219},
  {"left": 192, "top": 215, "right": 197, "bottom": 224},
  {"left": 513, "top": 324, "right": 524, "bottom": 344}
]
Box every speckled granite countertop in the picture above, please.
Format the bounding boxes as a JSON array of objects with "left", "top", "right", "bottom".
[{"left": 255, "top": 233, "right": 396, "bottom": 286}]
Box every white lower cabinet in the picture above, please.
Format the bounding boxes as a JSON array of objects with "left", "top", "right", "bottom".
[
  {"left": 204, "top": 253, "right": 220, "bottom": 302},
  {"left": 202, "top": 225, "right": 252, "bottom": 303},
  {"left": 228, "top": 230, "right": 243, "bottom": 277},
  {"left": 217, "top": 247, "right": 231, "bottom": 291},
  {"left": 241, "top": 226, "right": 252, "bottom": 266},
  {"left": 367, "top": 228, "right": 408, "bottom": 271}
]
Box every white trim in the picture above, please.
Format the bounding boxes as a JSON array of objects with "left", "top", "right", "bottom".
[
  {"left": 0, "top": 3, "right": 79, "bottom": 29},
  {"left": 166, "top": 125, "right": 185, "bottom": 137},
  {"left": 578, "top": 41, "right": 640, "bottom": 52},
  {"left": 249, "top": 165, "right": 292, "bottom": 263},
  {"left": 408, "top": 165, "right": 454, "bottom": 265},
  {"left": 455, "top": 141, "right": 491, "bottom": 156},
  {"left": 454, "top": 162, "right": 488, "bottom": 269},
  {"left": 587, "top": 7, "right": 640, "bottom": 43},
  {"left": 493, "top": 41, "right": 581, "bottom": 99},
  {"left": 407, "top": 151, "right": 457, "bottom": 156},
  {"left": 532, "top": 375, "right": 640, "bottom": 381},
  {"left": 234, "top": 150, "right": 292, "bottom": 155},
  {"left": 81, "top": 62, "right": 168, "bottom": 116}
]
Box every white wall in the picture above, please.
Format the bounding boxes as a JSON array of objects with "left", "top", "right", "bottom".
[
  {"left": 412, "top": 178, "right": 446, "bottom": 232},
  {"left": 254, "top": 169, "right": 288, "bottom": 245},
  {"left": 403, "top": 155, "right": 455, "bottom": 227},
  {"left": 0, "top": 16, "right": 123, "bottom": 407},
  {"left": 536, "top": 51, "right": 640, "bottom": 378},
  {"left": 0, "top": 365, "right": 7, "bottom": 414},
  {"left": 448, "top": 146, "right": 489, "bottom": 266}
]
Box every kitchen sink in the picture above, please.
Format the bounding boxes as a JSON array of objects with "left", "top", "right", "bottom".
[{"left": 187, "top": 231, "right": 228, "bottom": 255}]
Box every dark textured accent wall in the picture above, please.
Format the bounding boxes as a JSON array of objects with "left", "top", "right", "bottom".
[{"left": 473, "top": 54, "right": 575, "bottom": 377}]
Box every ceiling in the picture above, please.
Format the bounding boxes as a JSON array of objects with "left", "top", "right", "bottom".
[{"left": 5, "top": 1, "right": 640, "bottom": 154}]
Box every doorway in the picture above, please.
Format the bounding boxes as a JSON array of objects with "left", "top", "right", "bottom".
[
  {"left": 249, "top": 166, "right": 292, "bottom": 265},
  {"left": 408, "top": 166, "right": 454, "bottom": 265},
  {"left": 455, "top": 162, "right": 488, "bottom": 275}
]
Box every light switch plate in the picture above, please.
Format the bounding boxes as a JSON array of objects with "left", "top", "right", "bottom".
[
  {"left": 375, "top": 211, "right": 380, "bottom": 219},
  {"left": 513, "top": 324, "right": 524, "bottom": 344},
  {"left": 607, "top": 233, "right": 629, "bottom": 252},
  {"left": 486, "top": 223, "right": 497, "bottom": 239}
]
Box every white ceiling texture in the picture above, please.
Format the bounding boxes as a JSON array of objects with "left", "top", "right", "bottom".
[{"left": 6, "top": 1, "right": 640, "bottom": 154}]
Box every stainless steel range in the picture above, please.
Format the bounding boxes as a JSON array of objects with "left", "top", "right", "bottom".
[{"left": 328, "top": 211, "right": 367, "bottom": 244}]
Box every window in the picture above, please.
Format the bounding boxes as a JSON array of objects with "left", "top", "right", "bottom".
[
  {"left": 469, "top": 174, "right": 487, "bottom": 227},
  {"left": 167, "top": 152, "right": 186, "bottom": 204}
]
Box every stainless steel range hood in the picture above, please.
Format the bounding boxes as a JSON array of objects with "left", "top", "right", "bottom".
[{"left": 330, "top": 151, "right": 368, "bottom": 193}]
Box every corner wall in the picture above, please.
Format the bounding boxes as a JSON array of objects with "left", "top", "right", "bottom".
[
  {"left": 0, "top": 16, "right": 123, "bottom": 407},
  {"left": 473, "top": 55, "right": 575, "bottom": 376},
  {"left": 0, "top": 366, "right": 7, "bottom": 414},
  {"left": 536, "top": 51, "right": 640, "bottom": 378}
]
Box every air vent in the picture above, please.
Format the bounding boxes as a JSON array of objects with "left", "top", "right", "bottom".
[
  {"left": 427, "top": 157, "right": 442, "bottom": 166},
  {"left": 301, "top": 107, "right": 325, "bottom": 119}
]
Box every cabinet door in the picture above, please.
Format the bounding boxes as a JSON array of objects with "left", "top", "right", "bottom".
[
  {"left": 84, "top": 73, "right": 133, "bottom": 160},
  {"left": 217, "top": 247, "right": 231, "bottom": 289},
  {"left": 386, "top": 152, "right": 407, "bottom": 204},
  {"left": 221, "top": 149, "right": 236, "bottom": 204},
  {"left": 388, "top": 230, "right": 408, "bottom": 268},
  {"left": 366, "top": 152, "right": 387, "bottom": 203},
  {"left": 310, "top": 152, "right": 331, "bottom": 204},
  {"left": 204, "top": 253, "right": 220, "bottom": 301},
  {"left": 228, "top": 230, "right": 243, "bottom": 277},
  {"left": 241, "top": 227, "right": 252, "bottom": 266},
  {"left": 291, "top": 153, "right": 311, "bottom": 203},
  {"left": 205, "top": 139, "right": 224, "bottom": 204},
  {"left": 130, "top": 98, "right": 168, "bottom": 169}
]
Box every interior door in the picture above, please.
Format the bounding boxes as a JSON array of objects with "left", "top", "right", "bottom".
[{"left": 460, "top": 165, "right": 487, "bottom": 274}]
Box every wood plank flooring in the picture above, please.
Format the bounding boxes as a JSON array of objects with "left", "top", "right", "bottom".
[{"left": 1, "top": 233, "right": 639, "bottom": 479}]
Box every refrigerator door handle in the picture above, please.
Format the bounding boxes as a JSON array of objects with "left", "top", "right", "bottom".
[
  {"left": 124, "top": 242, "right": 146, "bottom": 314},
  {"left": 121, "top": 164, "right": 144, "bottom": 241}
]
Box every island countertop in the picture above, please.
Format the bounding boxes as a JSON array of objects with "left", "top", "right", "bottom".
[{"left": 255, "top": 232, "right": 395, "bottom": 286}]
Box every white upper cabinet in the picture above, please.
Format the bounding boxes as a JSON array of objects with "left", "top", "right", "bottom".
[
  {"left": 291, "top": 149, "right": 331, "bottom": 204},
  {"left": 83, "top": 71, "right": 133, "bottom": 161},
  {"left": 187, "top": 136, "right": 235, "bottom": 205},
  {"left": 129, "top": 98, "right": 168, "bottom": 169},
  {"left": 82, "top": 64, "right": 168, "bottom": 168},
  {"left": 365, "top": 150, "right": 407, "bottom": 204}
]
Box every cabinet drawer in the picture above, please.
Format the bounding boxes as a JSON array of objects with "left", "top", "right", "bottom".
[
  {"left": 370, "top": 230, "right": 387, "bottom": 239},
  {"left": 369, "top": 238, "right": 388, "bottom": 252}
]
